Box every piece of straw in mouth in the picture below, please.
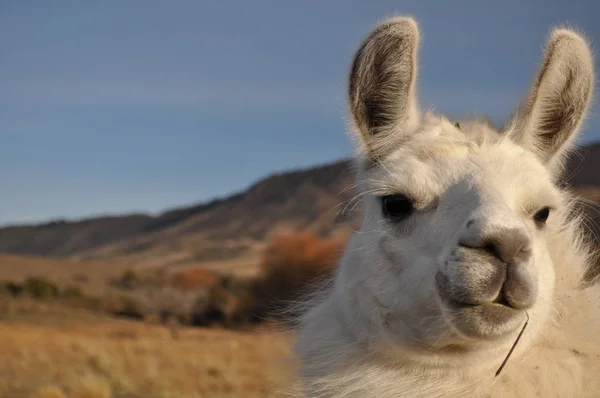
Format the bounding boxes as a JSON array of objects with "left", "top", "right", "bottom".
[{"left": 495, "top": 310, "right": 529, "bottom": 377}]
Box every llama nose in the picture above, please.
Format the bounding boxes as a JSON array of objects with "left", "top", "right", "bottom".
[{"left": 460, "top": 224, "right": 531, "bottom": 264}]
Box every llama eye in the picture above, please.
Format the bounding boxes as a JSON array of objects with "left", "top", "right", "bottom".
[
  {"left": 533, "top": 207, "right": 551, "bottom": 224},
  {"left": 454, "top": 122, "right": 461, "bottom": 129},
  {"left": 381, "top": 194, "right": 414, "bottom": 220}
]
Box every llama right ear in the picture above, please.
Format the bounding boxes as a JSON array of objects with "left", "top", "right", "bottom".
[
  {"left": 348, "top": 17, "right": 421, "bottom": 159},
  {"left": 507, "top": 28, "right": 594, "bottom": 171}
]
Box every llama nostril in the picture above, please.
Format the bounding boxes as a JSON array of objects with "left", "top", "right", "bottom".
[
  {"left": 484, "top": 237, "right": 527, "bottom": 263},
  {"left": 483, "top": 240, "right": 525, "bottom": 264},
  {"left": 460, "top": 227, "right": 530, "bottom": 264}
]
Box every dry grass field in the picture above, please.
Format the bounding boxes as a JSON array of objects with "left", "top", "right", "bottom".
[
  {"left": 0, "top": 301, "right": 296, "bottom": 398},
  {"left": 0, "top": 254, "right": 134, "bottom": 296},
  {"left": 0, "top": 232, "right": 351, "bottom": 397},
  {"left": 0, "top": 251, "right": 263, "bottom": 298}
]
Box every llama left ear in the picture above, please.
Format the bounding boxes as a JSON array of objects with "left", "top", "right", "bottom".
[
  {"left": 348, "top": 17, "right": 421, "bottom": 160},
  {"left": 507, "top": 28, "right": 594, "bottom": 171}
]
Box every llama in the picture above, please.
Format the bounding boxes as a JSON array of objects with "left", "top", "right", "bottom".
[{"left": 293, "top": 16, "right": 600, "bottom": 397}]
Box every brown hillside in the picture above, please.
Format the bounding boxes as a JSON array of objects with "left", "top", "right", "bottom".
[{"left": 0, "top": 159, "right": 357, "bottom": 269}]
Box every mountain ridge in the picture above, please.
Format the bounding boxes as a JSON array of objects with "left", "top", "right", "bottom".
[{"left": 0, "top": 158, "right": 356, "bottom": 267}]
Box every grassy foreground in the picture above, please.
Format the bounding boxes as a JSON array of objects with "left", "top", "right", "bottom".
[{"left": 0, "top": 303, "right": 296, "bottom": 398}]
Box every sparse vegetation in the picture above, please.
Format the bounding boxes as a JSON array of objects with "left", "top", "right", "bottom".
[
  {"left": 111, "top": 269, "right": 139, "bottom": 290},
  {"left": 0, "top": 257, "right": 307, "bottom": 396},
  {"left": 62, "top": 285, "right": 85, "bottom": 300},
  {"left": 23, "top": 277, "right": 60, "bottom": 300},
  {"left": 0, "top": 305, "right": 293, "bottom": 398},
  {"left": 1, "top": 281, "right": 23, "bottom": 296},
  {"left": 115, "top": 295, "right": 145, "bottom": 320},
  {"left": 0, "top": 232, "right": 347, "bottom": 331}
]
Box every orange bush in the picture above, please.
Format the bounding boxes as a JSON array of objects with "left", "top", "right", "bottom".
[
  {"left": 260, "top": 232, "right": 343, "bottom": 276},
  {"left": 233, "top": 232, "right": 346, "bottom": 325}
]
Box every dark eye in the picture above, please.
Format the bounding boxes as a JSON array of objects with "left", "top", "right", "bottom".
[
  {"left": 381, "top": 194, "right": 414, "bottom": 220},
  {"left": 533, "top": 207, "right": 551, "bottom": 224}
]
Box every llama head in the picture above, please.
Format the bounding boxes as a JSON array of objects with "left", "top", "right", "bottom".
[{"left": 343, "top": 17, "right": 594, "bottom": 365}]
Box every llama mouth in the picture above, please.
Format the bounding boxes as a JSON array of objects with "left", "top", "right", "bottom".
[
  {"left": 436, "top": 274, "right": 526, "bottom": 340},
  {"left": 492, "top": 292, "right": 512, "bottom": 306},
  {"left": 448, "top": 302, "right": 524, "bottom": 338},
  {"left": 441, "top": 300, "right": 525, "bottom": 340}
]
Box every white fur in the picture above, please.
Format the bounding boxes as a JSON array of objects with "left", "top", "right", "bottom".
[{"left": 292, "top": 16, "right": 600, "bottom": 398}]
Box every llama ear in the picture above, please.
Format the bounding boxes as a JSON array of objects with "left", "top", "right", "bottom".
[
  {"left": 507, "top": 28, "right": 594, "bottom": 170},
  {"left": 348, "top": 17, "right": 421, "bottom": 159}
]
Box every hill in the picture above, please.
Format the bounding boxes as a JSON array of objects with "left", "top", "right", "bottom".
[
  {"left": 1, "top": 142, "right": 600, "bottom": 271},
  {"left": 0, "top": 159, "right": 357, "bottom": 271}
]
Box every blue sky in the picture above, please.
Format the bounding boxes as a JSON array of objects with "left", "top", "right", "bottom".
[{"left": 1, "top": 0, "right": 599, "bottom": 226}]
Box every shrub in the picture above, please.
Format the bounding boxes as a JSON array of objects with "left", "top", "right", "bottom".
[
  {"left": 234, "top": 232, "right": 345, "bottom": 324},
  {"left": 118, "top": 269, "right": 138, "bottom": 290},
  {"left": 191, "top": 286, "right": 239, "bottom": 327},
  {"left": 62, "top": 285, "right": 84, "bottom": 300},
  {"left": 115, "top": 295, "right": 144, "bottom": 320},
  {"left": 0, "top": 281, "right": 22, "bottom": 297},
  {"left": 22, "top": 277, "right": 59, "bottom": 300}
]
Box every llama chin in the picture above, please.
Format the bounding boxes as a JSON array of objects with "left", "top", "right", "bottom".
[{"left": 292, "top": 16, "right": 600, "bottom": 398}]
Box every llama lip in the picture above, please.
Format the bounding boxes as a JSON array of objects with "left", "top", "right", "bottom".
[
  {"left": 446, "top": 302, "right": 525, "bottom": 340},
  {"left": 436, "top": 272, "right": 525, "bottom": 340}
]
